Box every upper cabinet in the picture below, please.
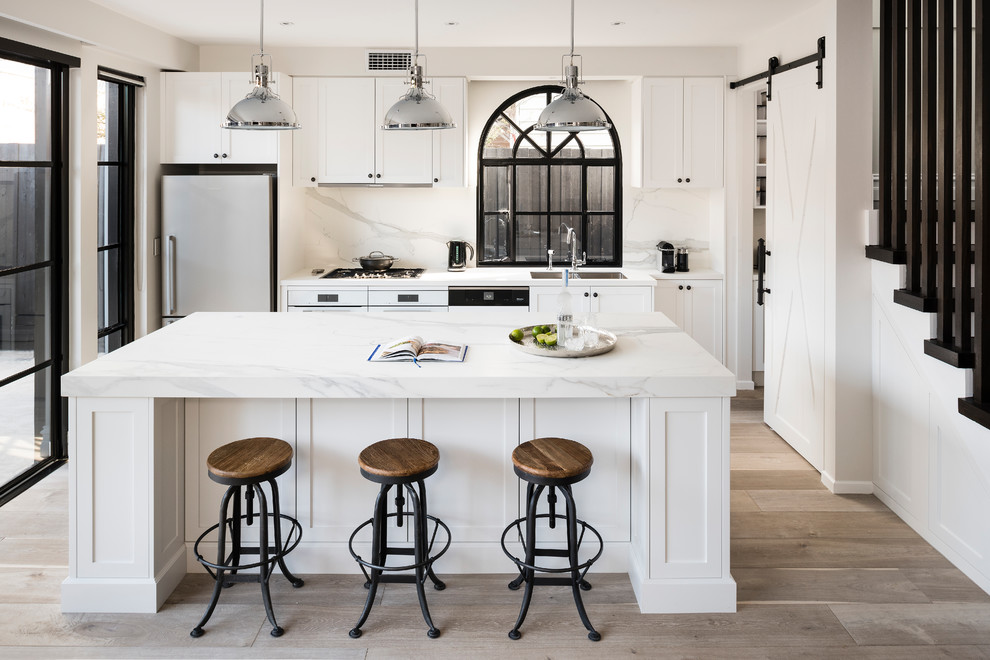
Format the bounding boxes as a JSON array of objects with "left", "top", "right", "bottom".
[
  {"left": 161, "top": 72, "right": 280, "bottom": 164},
  {"left": 638, "top": 77, "right": 724, "bottom": 188},
  {"left": 292, "top": 76, "right": 466, "bottom": 187}
]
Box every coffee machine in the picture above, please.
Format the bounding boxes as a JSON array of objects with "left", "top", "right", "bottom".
[
  {"left": 446, "top": 241, "right": 474, "bottom": 271},
  {"left": 656, "top": 241, "right": 676, "bottom": 273}
]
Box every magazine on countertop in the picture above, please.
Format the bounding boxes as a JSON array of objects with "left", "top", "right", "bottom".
[{"left": 368, "top": 336, "right": 467, "bottom": 363}]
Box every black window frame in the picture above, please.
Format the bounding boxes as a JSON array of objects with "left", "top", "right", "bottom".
[
  {"left": 476, "top": 85, "right": 622, "bottom": 267},
  {"left": 0, "top": 37, "right": 76, "bottom": 506},
  {"left": 97, "top": 70, "right": 136, "bottom": 354}
]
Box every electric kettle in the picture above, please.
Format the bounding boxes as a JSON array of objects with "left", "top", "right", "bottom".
[{"left": 446, "top": 241, "right": 474, "bottom": 271}]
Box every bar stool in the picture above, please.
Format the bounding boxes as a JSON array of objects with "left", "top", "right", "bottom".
[
  {"left": 348, "top": 438, "right": 451, "bottom": 639},
  {"left": 191, "top": 437, "right": 304, "bottom": 638},
  {"left": 501, "top": 437, "right": 604, "bottom": 642}
]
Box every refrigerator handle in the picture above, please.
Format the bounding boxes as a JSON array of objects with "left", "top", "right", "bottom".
[{"left": 166, "top": 235, "right": 176, "bottom": 314}]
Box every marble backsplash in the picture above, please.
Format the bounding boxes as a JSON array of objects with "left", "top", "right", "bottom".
[{"left": 302, "top": 186, "right": 712, "bottom": 271}]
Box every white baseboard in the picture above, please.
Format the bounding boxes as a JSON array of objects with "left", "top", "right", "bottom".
[
  {"left": 820, "top": 471, "right": 874, "bottom": 494},
  {"left": 736, "top": 380, "right": 756, "bottom": 391}
]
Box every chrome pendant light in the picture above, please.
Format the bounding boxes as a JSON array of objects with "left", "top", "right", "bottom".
[
  {"left": 534, "top": 0, "right": 610, "bottom": 132},
  {"left": 224, "top": 0, "right": 300, "bottom": 130},
  {"left": 382, "top": 0, "right": 456, "bottom": 131}
]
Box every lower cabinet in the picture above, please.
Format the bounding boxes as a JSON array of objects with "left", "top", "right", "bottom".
[
  {"left": 654, "top": 279, "right": 724, "bottom": 362},
  {"left": 529, "top": 285, "right": 654, "bottom": 314}
]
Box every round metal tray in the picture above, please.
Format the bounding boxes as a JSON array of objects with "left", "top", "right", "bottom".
[{"left": 508, "top": 325, "right": 617, "bottom": 358}]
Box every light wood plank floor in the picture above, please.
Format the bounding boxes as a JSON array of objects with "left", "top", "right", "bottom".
[{"left": 2, "top": 389, "right": 989, "bottom": 658}]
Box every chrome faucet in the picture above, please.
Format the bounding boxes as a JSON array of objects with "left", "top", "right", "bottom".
[
  {"left": 547, "top": 249, "right": 555, "bottom": 270},
  {"left": 559, "top": 223, "right": 586, "bottom": 271}
]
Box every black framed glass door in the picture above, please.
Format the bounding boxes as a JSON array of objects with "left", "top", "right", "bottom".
[{"left": 0, "top": 41, "right": 74, "bottom": 505}]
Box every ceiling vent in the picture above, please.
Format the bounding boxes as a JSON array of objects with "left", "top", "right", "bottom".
[{"left": 366, "top": 51, "right": 414, "bottom": 73}]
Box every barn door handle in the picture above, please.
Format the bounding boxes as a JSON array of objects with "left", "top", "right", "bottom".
[{"left": 757, "top": 238, "right": 771, "bottom": 306}]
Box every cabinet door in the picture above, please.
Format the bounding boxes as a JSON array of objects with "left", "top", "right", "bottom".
[
  {"left": 524, "top": 398, "right": 631, "bottom": 542},
  {"left": 291, "top": 77, "right": 320, "bottom": 187},
  {"left": 161, "top": 72, "right": 222, "bottom": 164},
  {"left": 220, "top": 72, "right": 280, "bottom": 164},
  {"left": 184, "top": 399, "right": 297, "bottom": 542},
  {"left": 752, "top": 278, "right": 765, "bottom": 371},
  {"left": 683, "top": 280, "right": 723, "bottom": 362},
  {"left": 376, "top": 78, "right": 434, "bottom": 184},
  {"left": 653, "top": 280, "right": 681, "bottom": 325},
  {"left": 641, "top": 78, "right": 684, "bottom": 188},
  {"left": 530, "top": 285, "right": 593, "bottom": 314},
  {"left": 319, "top": 78, "right": 376, "bottom": 184},
  {"left": 682, "top": 77, "right": 724, "bottom": 188},
  {"left": 431, "top": 78, "right": 466, "bottom": 187},
  {"left": 591, "top": 286, "right": 654, "bottom": 313}
]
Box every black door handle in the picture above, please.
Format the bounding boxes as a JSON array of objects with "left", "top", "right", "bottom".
[{"left": 757, "top": 238, "right": 771, "bottom": 306}]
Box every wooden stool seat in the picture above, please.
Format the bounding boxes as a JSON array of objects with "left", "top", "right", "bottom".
[
  {"left": 358, "top": 438, "right": 440, "bottom": 482},
  {"left": 512, "top": 437, "right": 593, "bottom": 484},
  {"left": 207, "top": 437, "right": 293, "bottom": 484}
]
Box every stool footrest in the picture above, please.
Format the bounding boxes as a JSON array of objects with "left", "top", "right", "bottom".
[
  {"left": 194, "top": 513, "right": 303, "bottom": 576},
  {"left": 532, "top": 576, "right": 579, "bottom": 587},
  {"left": 377, "top": 574, "right": 420, "bottom": 584},
  {"left": 500, "top": 513, "right": 604, "bottom": 576},
  {"left": 533, "top": 548, "right": 570, "bottom": 558},
  {"left": 349, "top": 513, "right": 451, "bottom": 574}
]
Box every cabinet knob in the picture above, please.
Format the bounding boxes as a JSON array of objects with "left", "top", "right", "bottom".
[
  {"left": 434, "top": 177, "right": 439, "bottom": 183},
  {"left": 685, "top": 177, "right": 691, "bottom": 183},
  {"left": 593, "top": 292, "right": 599, "bottom": 298},
  {"left": 213, "top": 153, "right": 219, "bottom": 159},
  {"left": 376, "top": 173, "right": 381, "bottom": 179},
  {"left": 221, "top": 153, "right": 228, "bottom": 159},
  {"left": 368, "top": 173, "right": 373, "bottom": 179},
  {"left": 584, "top": 292, "right": 590, "bottom": 297},
  {"left": 310, "top": 177, "right": 316, "bottom": 182},
  {"left": 686, "top": 285, "right": 692, "bottom": 290},
  {"left": 678, "top": 285, "right": 684, "bottom": 290},
  {"left": 677, "top": 178, "right": 683, "bottom": 183}
]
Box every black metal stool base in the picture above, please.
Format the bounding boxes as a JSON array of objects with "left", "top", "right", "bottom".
[
  {"left": 191, "top": 479, "right": 303, "bottom": 638},
  {"left": 348, "top": 480, "right": 450, "bottom": 639},
  {"left": 501, "top": 483, "right": 604, "bottom": 642}
]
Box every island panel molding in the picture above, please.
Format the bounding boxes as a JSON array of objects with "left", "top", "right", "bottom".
[{"left": 61, "top": 312, "right": 736, "bottom": 614}]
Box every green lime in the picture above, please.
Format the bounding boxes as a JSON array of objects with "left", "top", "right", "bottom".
[
  {"left": 533, "top": 325, "right": 546, "bottom": 335},
  {"left": 544, "top": 333, "right": 558, "bottom": 346},
  {"left": 509, "top": 328, "right": 524, "bottom": 342},
  {"left": 535, "top": 333, "right": 548, "bottom": 345}
]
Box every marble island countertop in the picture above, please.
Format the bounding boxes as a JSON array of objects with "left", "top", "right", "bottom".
[
  {"left": 62, "top": 311, "right": 735, "bottom": 400},
  {"left": 281, "top": 266, "right": 724, "bottom": 287}
]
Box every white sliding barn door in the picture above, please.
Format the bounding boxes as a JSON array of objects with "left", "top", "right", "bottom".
[{"left": 763, "top": 71, "right": 826, "bottom": 471}]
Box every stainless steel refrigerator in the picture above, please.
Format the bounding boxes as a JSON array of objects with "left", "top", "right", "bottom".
[{"left": 161, "top": 174, "right": 275, "bottom": 324}]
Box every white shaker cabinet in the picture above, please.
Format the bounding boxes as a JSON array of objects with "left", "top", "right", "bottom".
[
  {"left": 640, "top": 77, "right": 724, "bottom": 188},
  {"left": 162, "top": 72, "right": 280, "bottom": 164},
  {"left": 529, "top": 285, "right": 654, "bottom": 314},
  {"left": 293, "top": 77, "right": 466, "bottom": 186},
  {"left": 654, "top": 279, "right": 723, "bottom": 362}
]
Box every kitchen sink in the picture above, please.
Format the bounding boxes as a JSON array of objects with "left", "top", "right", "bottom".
[{"left": 530, "top": 271, "right": 626, "bottom": 280}]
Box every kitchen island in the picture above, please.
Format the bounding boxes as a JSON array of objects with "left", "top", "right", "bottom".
[{"left": 61, "top": 311, "right": 736, "bottom": 614}]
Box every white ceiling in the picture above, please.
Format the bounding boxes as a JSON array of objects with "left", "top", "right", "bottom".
[{"left": 86, "top": 0, "right": 821, "bottom": 49}]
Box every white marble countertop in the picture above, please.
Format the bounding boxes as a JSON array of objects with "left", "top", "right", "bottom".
[
  {"left": 281, "top": 266, "right": 721, "bottom": 287},
  {"left": 62, "top": 311, "right": 736, "bottom": 400}
]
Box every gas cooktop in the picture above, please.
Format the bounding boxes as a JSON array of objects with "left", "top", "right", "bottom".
[{"left": 322, "top": 268, "right": 424, "bottom": 279}]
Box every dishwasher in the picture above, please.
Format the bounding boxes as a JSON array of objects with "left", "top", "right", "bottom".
[{"left": 447, "top": 286, "right": 530, "bottom": 312}]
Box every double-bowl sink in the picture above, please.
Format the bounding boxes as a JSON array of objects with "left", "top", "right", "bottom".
[{"left": 529, "top": 271, "right": 626, "bottom": 280}]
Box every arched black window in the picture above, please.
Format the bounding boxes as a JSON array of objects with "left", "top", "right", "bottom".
[{"left": 476, "top": 85, "right": 621, "bottom": 267}]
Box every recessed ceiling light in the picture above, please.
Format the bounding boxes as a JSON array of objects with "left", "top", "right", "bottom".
[
  {"left": 279, "top": 21, "right": 294, "bottom": 27},
  {"left": 444, "top": 21, "right": 459, "bottom": 26},
  {"left": 610, "top": 21, "right": 625, "bottom": 26}
]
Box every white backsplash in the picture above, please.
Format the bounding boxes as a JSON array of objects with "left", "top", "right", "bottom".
[{"left": 303, "top": 186, "right": 711, "bottom": 271}]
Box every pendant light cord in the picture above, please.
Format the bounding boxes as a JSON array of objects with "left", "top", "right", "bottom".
[
  {"left": 259, "top": 0, "right": 265, "bottom": 54},
  {"left": 414, "top": 0, "right": 420, "bottom": 60},
  {"left": 569, "top": 0, "right": 575, "bottom": 62}
]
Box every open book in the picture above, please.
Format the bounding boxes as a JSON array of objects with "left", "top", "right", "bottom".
[{"left": 368, "top": 336, "right": 467, "bottom": 363}]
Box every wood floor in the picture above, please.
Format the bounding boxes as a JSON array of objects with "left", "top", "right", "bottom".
[{"left": 2, "top": 389, "right": 990, "bottom": 658}]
